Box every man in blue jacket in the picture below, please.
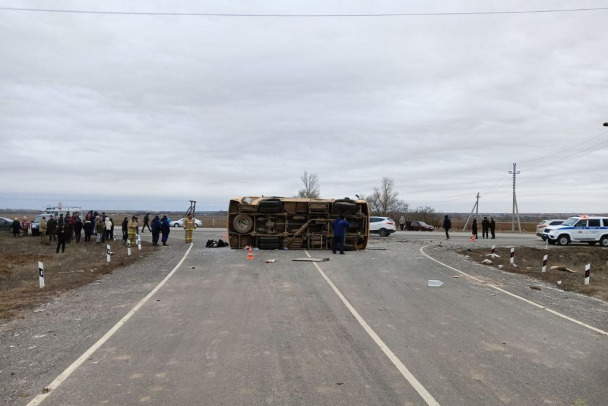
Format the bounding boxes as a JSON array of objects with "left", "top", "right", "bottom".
[{"left": 332, "top": 214, "right": 350, "bottom": 255}]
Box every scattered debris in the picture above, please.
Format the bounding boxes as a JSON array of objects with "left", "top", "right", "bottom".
[
  {"left": 482, "top": 259, "right": 493, "bottom": 265},
  {"left": 367, "top": 248, "right": 387, "bottom": 250},
  {"left": 428, "top": 280, "right": 443, "bottom": 287},
  {"left": 498, "top": 265, "right": 504, "bottom": 269},
  {"left": 452, "top": 275, "right": 460, "bottom": 278},
  {"left": 530, "top": 285, "right": 542, "bottom": 291},
  {"left": 292, "top": 258, "right": 330, "bottom": 262},
  {"left": 486, "top": 253, "right": 501, "bottom": 258},
  {"left": 557, "top": 280, "right": 562, "bottom": 285},
  {"left": 264, "top": 259, "right": 276, "bottom": 263},
  {"left": 550, "top": 266, "right": 576, "bottom": 273}
]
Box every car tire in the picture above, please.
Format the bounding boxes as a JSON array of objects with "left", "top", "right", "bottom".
[
  {"left": 173, "top": 223, "right": 179, "bottom": 227},
  {"left": 258, "top": 236, "right": 281, "bottom": 250},
  {"left": 233, "top": 214, "right": 254, "bottom": 234},
  {"left": 378, "top": 228, "right": 389, "bottom": 237},
  {"left": 257, "top": 199, "right": 283, "bottom": 214},
  {"left": 557, "top": 235, "right": 570, "bottom": 246},
  {"left": 332, "top": 200, "right": 357, "bottom": 214},
  {"left": 600, "top": 236, "right": 608, "bottom": 247}
]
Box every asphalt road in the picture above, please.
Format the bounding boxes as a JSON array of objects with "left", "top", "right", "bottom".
[{"left": 14, "top": 230, "right": 608, "bottom": 405}]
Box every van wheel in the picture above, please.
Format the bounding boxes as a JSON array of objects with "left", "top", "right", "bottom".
[
  {"left": 233, "top": 214, "right": 254, "bottom": 234},
  {"left": 378, "top": 228, "right": 389, "bottom": 237},
  {"left": 557, "top": 235, "right": 570, "bottom": 246},
  {"left": 600, "top": 236, "right": 608, "bottom": 247}
]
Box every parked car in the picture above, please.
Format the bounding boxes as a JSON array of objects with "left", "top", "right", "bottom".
[
  {"left": 543, "top": 216, "right": 608, "bottom": 246},
  {"left": 171, "top": 218, "right": 203, "bottom": 228},
  {"left": 409, "top": 221, "right": 435, "bottom": 231},
  {"left": 0, "top": 216, "right": 14, "bottom": 232},
  {"left": 535, "top": 219, "right": 565, "bottom": 238},
  {"left": 369, "top": 216, "right": 396, "bottom": 237}
]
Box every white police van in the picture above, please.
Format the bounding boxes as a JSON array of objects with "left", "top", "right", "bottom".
[{"left": 543, "top": 215, "right": 608, "bottom": 246}]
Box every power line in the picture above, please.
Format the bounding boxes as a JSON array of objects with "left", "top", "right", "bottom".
[{"left": 1, "top": 6, "right": 608, "bottom": 17}]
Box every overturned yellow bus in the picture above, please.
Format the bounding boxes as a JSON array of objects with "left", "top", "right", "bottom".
[{"left": 228, "top": 197, "right": 370, "bottom": 250}]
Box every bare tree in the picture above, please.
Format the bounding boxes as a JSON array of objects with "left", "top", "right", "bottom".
[
  {"left": 297, "top": 171, "right": 320, "bottom": 198},
  {"left": 366, "top": 177, "right": 407, "bottom": 216}
]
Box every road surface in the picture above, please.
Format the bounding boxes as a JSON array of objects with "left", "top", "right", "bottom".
[{"left": 11, "top": 230, "right": 608, "bottom": 405}]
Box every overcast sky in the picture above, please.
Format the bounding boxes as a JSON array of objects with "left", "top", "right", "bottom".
[{"left": 1, "top": 0, "right": 607, "bottom": 214}]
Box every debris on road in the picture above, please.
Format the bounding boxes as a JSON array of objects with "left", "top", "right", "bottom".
[
  {"left": 264, "top": 259, "right": 276, "bottom": 263},
  {"left": 292, "top": 258, "right": 330, "bottom": 262},
  {"left": 550, "top": 265, "right": 576, "bottom": 273},
  {"left": 428, "top": 280, "right": 443, "bottom": 287},
  {"left": 530, "top": 285, "right": 542, "bottom": 291},
  {"left": 482, "top": 259, "right": 493, "bottom": 265}
]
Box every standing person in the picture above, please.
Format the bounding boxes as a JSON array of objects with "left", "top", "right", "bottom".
[
  {"left": 121, "top": 217, "right": 129, "bottom": 245},
  {"left": 490, "top": 217, "right": 496, "bottom": 239},
  {"left": 74, "top": 215, "right": 83, "bottom": 243},
  {"left": 472, "top": 218, "right": 478, "bottom": 240},
  {"left": 183, "top": 213, "right": 196, "bottom": 243},
  {"left": 442, "top": 215, "right": 451, "bottom": 240},
  {"left": 160, "top": 215, "right": 171, "bottom": 246},
  {"left": 399, "top": 215, "right": 406, "bottom": 231},
  {"left": 110, "top": 218, "right": 115, "bottom": 240},
  {"left": 83, "top": 219, "right": 93, "bottom": 242},
  {"left": 95, "top": 216, "right": 104, "bottom": 244},
  {"left": 332, "top": 214, "right": 350, "bottom": 255},
  {"left": 47, "top": 215, "right": 57, "bottom": 242},
  {"left": 21, "top": 216, "right": 30, "bottom": 237},
  {"left": 39, "top": 216, "right": 47, "bottom": 243},
  {"left": 481, "top": 217, "right": 490, "bottom": 239},
  {"left": 64, "top": 216, "right": 73, "bottom": 244},
  {"left": 11, "top": 218, "right": 20, "bottom": 237},
  {"left": 56, "top": 221, "right": 67, "bottom": 254},
  {"left": 128, "top": 216, "right": 139, "bottom": 246},
  {"left": 151, "top": 215, "right": 161, "bottom": 246},
  {"left": 104, "top": 216, "right": 113, "bottom": 241},
  {"left": 142, "top": 213, "right": 151, "bottom": 233}
]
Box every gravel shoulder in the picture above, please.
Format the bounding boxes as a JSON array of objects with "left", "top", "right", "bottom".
[{"left": 0, "top": 242, "right": 191, "bottom": 406}]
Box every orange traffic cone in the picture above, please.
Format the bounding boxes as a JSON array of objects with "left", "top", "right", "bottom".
[{"left": 247, "top": 246, "right": 254, "bottom": 260}]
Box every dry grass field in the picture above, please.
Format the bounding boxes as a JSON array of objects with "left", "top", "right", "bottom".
[{"left": 462, "top": 246, "right": 608, "bottom": 301}]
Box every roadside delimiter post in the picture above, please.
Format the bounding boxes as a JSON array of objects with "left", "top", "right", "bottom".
[
  {"left": 106, "top": 244, "right": 111, "bottom": 263},
  {"left": 542, "top": 254, "right": 548, "bottom": 273},
  {"left": 38, "top": 261, "right": 45, "bottom": 288},
  {"left": 510, "top": 247, "right": 515, "bottom": 266},
  {"left": 584, "top": 264, "right": 590, "bottom": 285}
]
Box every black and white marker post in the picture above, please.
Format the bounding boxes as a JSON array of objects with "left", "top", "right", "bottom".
[
  {"left": 510, "top": 247, "right": 515, "bottom": 266},
  {"left": 137, "top": 234, "right": 141, "bottom": 251},
  {"left": 106, "top": 244, "right": 111, "bottom": 263},
  {"left": 38, "top": 261, "right": 45, "bottom": 288},
  {"left": 584, "top": 263, "right": 591, "bottom": 285},
  {"left": 542, "top": 254, "right": 548, "bottom": 273},
  {"left": 127, "top": 240, "right": 131, "bottom": 256}
]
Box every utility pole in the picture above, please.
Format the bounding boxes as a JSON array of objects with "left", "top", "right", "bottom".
[
  {"left": 509, "top": 163, "right": 522, "bottom": 233},
  {"left": 462, "top": 192, "right": 480, "bottom": 231}
]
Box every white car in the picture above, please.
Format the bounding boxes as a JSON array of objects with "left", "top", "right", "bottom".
[
  {"left": 535, "top": 219, "right": 565, "bottom": 237},
  {"left": 369, "top": 216, "right": 397, "bottom": 237},
  {"left": 543, "top": 216, "right": 608, "bottom": 246},
  {"left": 172, "top": 218, "right": 203, "bottom": 228}
]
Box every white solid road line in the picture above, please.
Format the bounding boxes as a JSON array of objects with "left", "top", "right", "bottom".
[
  {"left": 27, "top": 243, "right": 195, "bottom": 406},
  {"left": 420, "top": 245, "right": 608, "bottom": 337},
  {"left": 306, "top": 251, "right": 441, "bottom": 406}
]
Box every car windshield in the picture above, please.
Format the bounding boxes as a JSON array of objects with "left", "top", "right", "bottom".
[
  {"left": 561, "top": 217, "right": 579, "bottom": 227},
  {"left": 418, "top": 221, "right": 428, "bottom": 226}
]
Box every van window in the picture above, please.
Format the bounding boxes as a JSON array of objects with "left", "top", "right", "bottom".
[
  {"left": 574, "top": 220, "right": 587, "bottom": 228},
  {"left": 603, "top": 219, "right": 608, "bottom": 227},
  {"left": 588, "top": 219, "right": 601, "bottom": 227}
]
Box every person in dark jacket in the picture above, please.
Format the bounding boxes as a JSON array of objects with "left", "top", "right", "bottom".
[
  {"left": 151, "top": 215, "right": 161, "bottom": 246},
  {"left": 442, "top": 215, "right": 451, "bottom": 239},
  {"left": 332, "top": 214, "right": 350, "bottom": 255},
  {"left": 74, "top": 216, "right": 83, "bottom": 243},
  {"left": 56, "top": 221, "right": 67, "bottom": 253},
  {"left": 490, "top": 217, "right": 496, "bottom": 239},
  {"left": 11, "top": 218, "right": 20, "bottom": 237},
  {"left": 47, "top": 215, "right": 57, "bottom": 241},
  {"left": 472, "top": 218, "right": 478, "bottom": 240},
  {"left": 481, "top": 217, "right": 490, "bottom": 239},
  {"left": 142, "top": 213, "right": 151, "bottom": 233},
  {"left": 121, "top": 217, "right": 129, "bottom": 244},
  {"left": 160, "top": 215, "right": 171, "bottom": 246},
  {"left": 83, "top": 220, "right": 93, "bottom": 242}
]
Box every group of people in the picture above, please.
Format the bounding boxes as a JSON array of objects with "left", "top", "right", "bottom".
[
  {"left": 442, "top": 215, "right": 496, "bottom": 240},
  {"left": 15, "top": 211, "right": 199, "bottom": 254},
  {"left": 471, "top": 216, "right": 496, "bottom": 239}
]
